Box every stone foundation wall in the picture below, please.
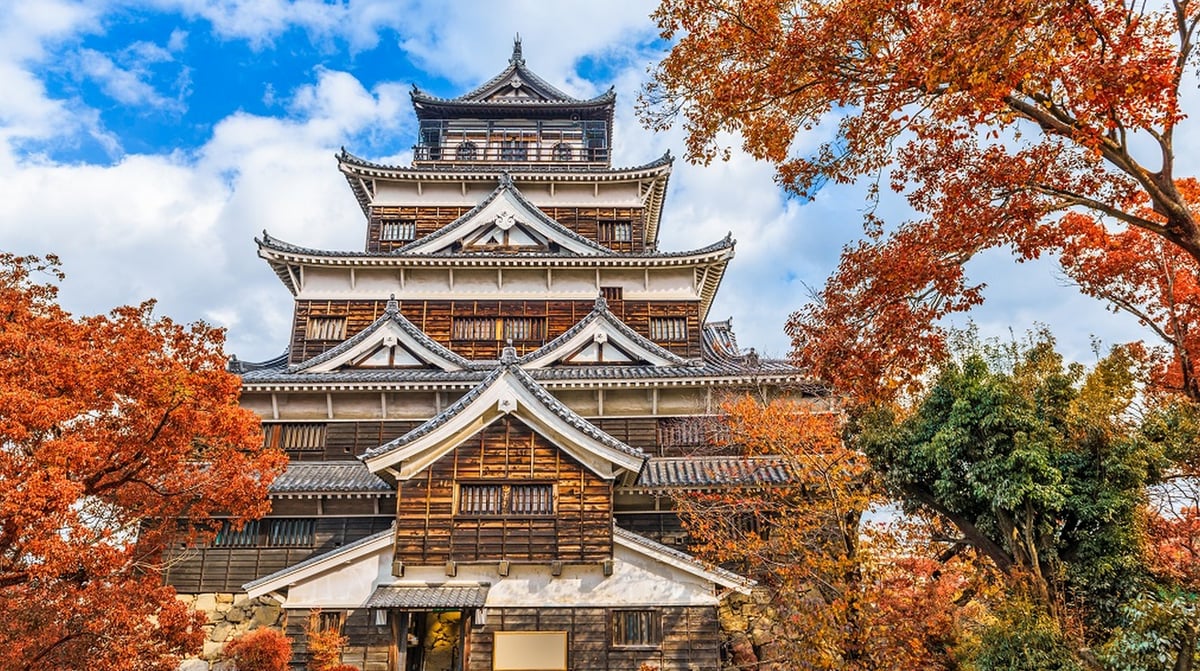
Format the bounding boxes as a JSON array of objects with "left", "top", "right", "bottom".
[
  {"left": 176, "top": 593, "right": 286, "bottom": 670},
  {"left": 718, "top": 588, "right": 782, "bottom": 670}
]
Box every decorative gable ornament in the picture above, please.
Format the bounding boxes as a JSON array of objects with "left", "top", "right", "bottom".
[
  {"left": 289, "top": 299, "right": 473, "bottom": 373},
  {"left": 397, "top": 177, "right": 613, "bottom": 257},
  {"left": 519, "top": 295, "right": 694, "bottom": 369}
]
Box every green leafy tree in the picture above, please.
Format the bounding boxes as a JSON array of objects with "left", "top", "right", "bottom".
[{"left": 858, "top": 330, "right": 1171, "bottom": 664}]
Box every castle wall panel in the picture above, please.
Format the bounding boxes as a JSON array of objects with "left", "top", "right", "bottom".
[
  {"left": 393, "top": 416, "right": 612, "bottom": 564},
  {"left": 290, "top": 299, "right": 703, "bottom": 363}
]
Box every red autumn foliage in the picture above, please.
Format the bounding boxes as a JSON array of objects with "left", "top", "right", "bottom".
[
  {"left": 0, "top": 254, "right": 287, "bottom": 670},
  {"left": 223, "top": 628, "right": 293, "bottom": 671},
  {"left": 306, "top": 612, "right": 354, "bottom": 671},
  {"left": 643, "top": 0, "right": 1200, "bottom": 404}
]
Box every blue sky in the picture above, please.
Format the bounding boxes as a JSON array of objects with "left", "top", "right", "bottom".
[{"left": 0, "top": 0, "right": 1148, "bottom": 364}]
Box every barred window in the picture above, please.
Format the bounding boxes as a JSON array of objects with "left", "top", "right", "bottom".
[
  {"left": 600, "top": 286, "right": 623, "bottom": 301},
  {"left": 649, "top": 317, "right": 687, "bottom": 342},
  {"left": 211, "top": 519, "right": 316, "bottom": 548},
  {"left": 599, "top": 220, "right": 633, "bottom": 242},
  {"left": 263, "top": 423, "right": 326, "bottom": 451},
  {"left": 658, "top": 418, "right": 712, "bottom": 448},
  {"left": 456, "top": 141, "right": 478, "bottom": 161},
  {"left": 306, "top": 316, "right": 346, "bottom": 340},
  {"left": 212, "top": 520, "right": 260, "bottom": 548},
  {"left": 268, "top": 518, "right": 316, "bottom": 547},
  {"left": 459, "top": 483, "right": 553, "bottom": 516},
  {"left": 452, "top": 317, "right": 545, "bottom": 341},
  {"left": 380, "top": 219, "right": 416, "bottom": 241},
  {"left": 613, "top": 610, "right": 661, "bottom": 647}
]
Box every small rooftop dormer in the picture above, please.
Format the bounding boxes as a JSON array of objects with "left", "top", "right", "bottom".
[{"left": 411, "top": 37, "right": 615, "bottom": 168}]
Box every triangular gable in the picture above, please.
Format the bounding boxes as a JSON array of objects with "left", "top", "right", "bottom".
[
  {"left": 519, "top": 296, "right": 693, "bottom": 369},
  {"left": 290, "top": 299, "right": 472, "bottom": 373},
  {"left": 459, "top": 38, "right": 578, "bottom": 103},
  {"left": 245, "top": 525, "right": 752, "bottom": 607},
  {"left": 361, "top": 354, "right": 645, "bottom": 480},
  {"left": 396, "top": 177, "right": 613, "bottom": 257}
]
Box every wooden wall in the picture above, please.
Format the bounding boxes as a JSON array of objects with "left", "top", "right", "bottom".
[
  {"left": 366, "top": 205, "right": 647, "bottom": 253},
  {"left": 468, "top": 606, "right": 721, "bottom": 671},
  {"left": 290, "top": 299, "right": 703, "bottom": 363},
  {"left": 165, "top": 514, "right": 393, "bottom": 593},
  {"left": 393, "top": 416, "right": 612, "bottom": 564}
]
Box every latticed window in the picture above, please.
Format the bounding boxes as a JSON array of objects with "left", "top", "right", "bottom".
[
  {"left": 458, "top": 483, "right": 553, "bottom": 516},
  {"left": 600, "top": 286, "right": 623, "bottom": 301},
  {"left": 263, "top": 423, "right": 326, "bottom": 451},
  {"left": 658, "top": 418, "right": 714, "bottom": 448},
  {"left": 268, "top": 519, "right": 316, "bottom": 547},
  {"left": 599, "top": 220, "right": 633, "bottom": 242},
  {"left": 649, "top": 317, "right": 687, "bottom": 342},
  {"left": 452, "top": 317, "right": 546, "bottom": 341},
  {"left": 612, "top": 610, "right": 661, "bottom": 647},
  {"left": 380, "top": 219, "right": 416, "bottom": 241},
  {"left": 456, "top": 141, "right": 478, "bottom": 161},
  {"left": 306, "top": 316, "right": 346, "bottom": 340},
  {"left": 212, "top": 520, "right": 260, "bottom": 548}
]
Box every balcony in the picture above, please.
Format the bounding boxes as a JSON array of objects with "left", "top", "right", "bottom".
[{"left": 414, "top": 119, "right": 610, "bottom": 168}]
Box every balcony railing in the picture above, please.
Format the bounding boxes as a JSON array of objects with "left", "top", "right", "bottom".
[{"left": 415, "top": 119, "right": 609, "bottom": 167}]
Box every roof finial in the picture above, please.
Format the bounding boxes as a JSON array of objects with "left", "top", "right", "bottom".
[
  {"left": 501, "top": 340, "right": 518, "bottom": 366},
  {"left": 510, "top": 34, "right": 524, "bottom": 66},
  {"left": 386, "top": 293, "right": 399, "bottom": 314},
  {"left": 594, "top": 292, "right": 608, "bottom": 311}
]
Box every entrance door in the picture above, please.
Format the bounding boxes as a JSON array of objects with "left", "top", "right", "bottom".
[{"left": 394, "top": 611, "right": 466, "bottom": 671}]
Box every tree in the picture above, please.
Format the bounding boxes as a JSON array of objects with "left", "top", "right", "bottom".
[
  {"left": 224, "top": 629, "right": 293, "bottom": 671},
  {"left": 674, "top": 395, "right": 985, "bottom": 669},
  {"left": 642, "top": 0, "right": 1200, "bottom": 403},
  {"left": 856, "top": 330, "right": 1181, "bottom": 666},
  {"left": 306, "top": 611, "right": 357, "bottom": 671},
  {"left": 0, "top": 254, "right": 287, "bottom": 671}
]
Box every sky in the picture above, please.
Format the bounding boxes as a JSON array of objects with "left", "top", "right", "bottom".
[{"left": 0, "top": 0, "right": 1152, "bottom": 365}]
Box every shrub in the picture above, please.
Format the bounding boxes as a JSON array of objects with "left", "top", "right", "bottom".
[{"left": 223, "top": 628, "right": 292, "bottom": 671}]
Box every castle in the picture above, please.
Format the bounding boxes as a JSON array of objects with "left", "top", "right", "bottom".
[{"left": 169, "top": 40, "right": 810, "bottom": 671}]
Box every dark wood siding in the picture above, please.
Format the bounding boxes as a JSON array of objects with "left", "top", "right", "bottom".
[
  {"left": 393, "top": 416, "right": 613, "bottom": 564},
  {"left": 265, "top": 420, "right": 424, "bottom": 461},
  {"left": 164, "top": 515, "right": 392, "bottom": 593},
  {"left": 290, "top": 299, "right": 703, "bottom": 363},
  {"left": 367, "top": 205, "right": 648, "bottom": 254},
  {"left": 368, "top": 206, "right": 471, "bottom": 252}
]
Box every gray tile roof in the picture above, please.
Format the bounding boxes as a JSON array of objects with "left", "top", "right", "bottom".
[
  {"left": 243, "top": 525, "right": 394, "bottom": 592},
  {"left": 392, "top": 174, "right": 614, "bottom": 257},
  {"left": 361, "top": 357, "right": 647, "bottom": 463},
  {"left": 412, "top": 39, "right": 611, "bottom": 107},
  {"left": 289, "top": 299, "right": 472, "bottom": 373},
  {"left": 632, "top": 457, "right": 797, "bottom": 490},
  {"left": 269, "top": 461, "right": 393, "bottom": 494},
  {"left": 613, "top": 525, "right": 753, "bottom": 591},
  {"left": 364, "top": 584, "right": 490, "bottom": 609},
  {"left": 519, "top": 295, "right": 693, "bottom": 367},
  {"left": 336, "top": 148, "right": 672, "bottom": 176}
]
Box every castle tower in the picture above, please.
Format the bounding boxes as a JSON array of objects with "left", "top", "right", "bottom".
[{"left": 170, "top": 40, "right": 809, "bottom": 671}]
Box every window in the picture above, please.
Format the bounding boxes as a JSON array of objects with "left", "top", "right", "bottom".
[
  {"left": 452, "top": 317, "right": 546, "bottom": 342},
  {"left": 649, "top": 317, "right": 688, "bottom": 342},
  {"left": 600, "top": 286, "right": 623, "bottom": 301},
  {"left": 263, "top": 423, "right": 326, "bottom": 451},
  {"left": 212, "top": 520, "right": 260, "bottom": 548},
  {"left": 211, "top": 519, "right": 317, "bottom": 548},
  {"left": 458, "top": 483, "right": 554, "bottom": 516},
  {"left": 306, "top": 316, "right": 346, "bottom": 340},
  {"left": 598, "top": 220, "right": 633, "bottom": 243},
  {"left": 313, "top": 610, "right": 346, "bottom": 634},
  {"left": 553, "top": 143, "right": 573, "bottom": 161},
  {"left": 501, "top": 139, "right": 529, "bottom": 161},
  {"left": 268, "top": 518, "right": 316, "bottom": 547},
  {"left": 456, "top": 141, "right": 478, "bottom": 161},
  {"left": 380, "top": 219, "right": 416, "bottom": 241},
  {"left": 613, "top": 610, "right": 661, "bottom": 647}
]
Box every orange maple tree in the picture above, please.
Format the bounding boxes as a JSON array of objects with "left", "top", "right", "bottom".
[
  {"left": 0, "top": 254, "right": 287, "bottom": 671},
  {"left": 673, "top": 395, "right": 985, "bottom": 669},
  {"left": 643, "top": 0, "right": 1200, "bottom": 403}
]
